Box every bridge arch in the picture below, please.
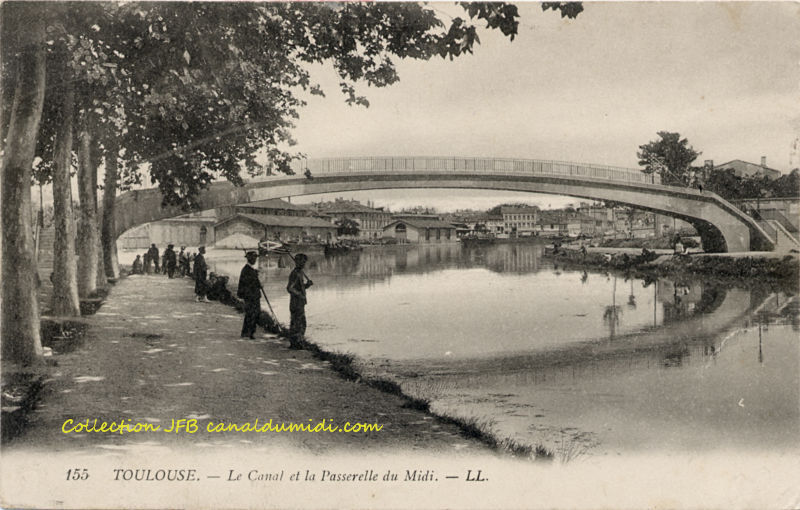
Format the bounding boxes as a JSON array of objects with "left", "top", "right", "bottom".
[{"left": 114, "top": 157, "right": 776, "bottom": 253}]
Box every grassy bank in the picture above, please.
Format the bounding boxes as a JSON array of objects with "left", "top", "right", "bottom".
[
  {"left": 549, "top": 247, "right": 799, "bottom": 288},
  {"left": 283, "top": 334, "right": 554, "bottom": 461}
]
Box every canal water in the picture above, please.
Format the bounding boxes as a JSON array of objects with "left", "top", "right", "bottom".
[{"left": 206, "top": 243, "right": 799, "bottom": 459}]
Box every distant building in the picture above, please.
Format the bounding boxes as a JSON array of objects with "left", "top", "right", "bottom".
[
  {"left": 214, "top": 213, "right": 337, "bottom": 245},
  {"left": 450, "top": 222, "right": 471, "bottom": 238},
  {"left": 713, "top": 157, "right": 781, "bottom": 180},
  {"left": 577, "top": 204, "right": 614, "bottom": 236},
  {"left": 577, "top": 204, "right": 669, "bottom": 238},
  {"left": 117, "top": 210, "right": 217, "bottom": 250},
  {"left": 312, "top": 198, "right": 392, "bottom": 239},
  {"left": 501, "top": 206, "right": 538, "bottom": 236},
  {"left": 653, "top": 214, "right": 697, "bottom": 237},
  {"left": 381, "top": 217, "right": 457, "bottom": 243},
  {"left": 485, "top": 215, "right": 505, "bottom": 235},
  {"left": 234, "top": 198, "right": 313, "bottom": 217},
  {"left": 535, "top": 210, "right": 570, "bottom": 237}
]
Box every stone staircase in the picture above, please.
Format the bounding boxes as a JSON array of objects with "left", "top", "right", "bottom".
[
  {"left": 759, "top": 209, "right": 798, "bottom": 234},
  {"left": 766, "top": 220, "right": 800, "bottom": 253},
  {"left": 735, "top": 201, "right": 799, "bottom": 253}
]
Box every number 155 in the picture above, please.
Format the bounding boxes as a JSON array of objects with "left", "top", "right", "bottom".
[{"left": 66, "top": 468, "right": 89, "bottom": 481}]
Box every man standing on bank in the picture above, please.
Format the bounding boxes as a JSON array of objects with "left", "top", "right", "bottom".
[
  {"left": 164, "top": 244, "right": 177, "bottom": 278},
  {"left": 178, "top": 247, "right": 188, "bottom": 277},
  {"left": 286, "top": 253, "right": 313, "bottom": 346},
  {"left": 237, "top": 251, "right": 262, "bottom": 339},
  {"left": 194, "top": 246, "right": 209, "bottom": 302},
  {"left": 148, "top": 243, "right": 160, "bottom": 273}
]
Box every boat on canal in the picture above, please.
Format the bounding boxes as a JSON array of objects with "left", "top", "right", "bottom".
[
  {"left": 460, "top": 233, "right": 496, "bottom": 246},
  {"left": 323, "top": 240, "right": 363, "bottom": 256}
]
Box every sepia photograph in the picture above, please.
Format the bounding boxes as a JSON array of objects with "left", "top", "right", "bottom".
[{"left": 1, "top": 1, "right": 799, "bottom": 508}]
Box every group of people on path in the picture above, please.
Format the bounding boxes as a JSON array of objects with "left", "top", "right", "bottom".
[
  {"left": 131, "top": 244, "right": 197, "bottom": 279},
  {"left": 132, "top": 243, "right": 313, "bottom": 344}
]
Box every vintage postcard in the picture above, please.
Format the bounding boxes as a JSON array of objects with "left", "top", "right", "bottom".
[{"left": 1, "top": 1, "right": 799, "bottom": 509}]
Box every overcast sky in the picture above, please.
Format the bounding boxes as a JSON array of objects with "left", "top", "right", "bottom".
[{"left": 290, "top": 2, "right": 800, "bottom": 211}]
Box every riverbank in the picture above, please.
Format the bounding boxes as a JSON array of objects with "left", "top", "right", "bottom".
[
  {"left": 4, "top": 273, "right": 536, "bottom": 458},
  {"left": 547, "top": 245, "right": 799, "bottom": 287},
  {"left": 187, "top": 257, "right": 555, "bottom": 459}
]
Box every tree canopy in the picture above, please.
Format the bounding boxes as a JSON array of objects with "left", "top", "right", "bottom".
[
  {"left": 705, "top": 168, "right": 799, "bottom": 200},
  {"left": 335, "top": 218, "right": 361, "bottom": 237},
  {"left": 637, "top": 131, "right": 701, "bottom": 187},
  {"left": 486, "top": 203, "right": 540, "bottom": 215},
  {"left": 15, "top": 2, "right": 584, "bottom": 208}
]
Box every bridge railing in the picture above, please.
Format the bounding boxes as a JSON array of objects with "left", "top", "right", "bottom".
[{"left": 282, "top": 156, "right": 660, "bottom": 186}]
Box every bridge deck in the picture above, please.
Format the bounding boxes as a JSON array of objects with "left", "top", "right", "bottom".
[
  {"left": 114, "top": 156, "right": 778, "bottom": 252},
  {"left": 284, "top": 156, "right": 661, "bottom": 186}
]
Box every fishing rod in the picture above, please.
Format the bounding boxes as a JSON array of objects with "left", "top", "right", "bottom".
[
  {"left": 261, "top": 239, "right": 312, "bottom": 284},
  {"left": 257, "top": 280, "right": 280, "bottom": 325}
]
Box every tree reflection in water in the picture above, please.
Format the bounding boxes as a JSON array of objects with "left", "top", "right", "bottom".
[
  {"left": 603, "top": 276, "right": 622, "bottom": 340},
  {"left": 627, "top": 278, "right": 636, "bottom": 309}
]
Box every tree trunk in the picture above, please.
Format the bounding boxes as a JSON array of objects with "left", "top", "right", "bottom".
[
  {"left": 0, "top": 4, "right": 17, "bottom": 154},
  {"left": 92, "top": 136, "right": 105, "bottom": 290},
  {"left": 96, "top": 232, "right": 106, "bottom": 289},
  {"left": 76, "top": 113, "right": 99, "bottom": 297},
  {"left": 1, "top": 13, "right": 46, "bottom": 365},
  {"left": 102, "top": 138, "right": 120, "bottom": 278},
  {"left": 50, "top": 78, "right": 80, "bottom": 316}
]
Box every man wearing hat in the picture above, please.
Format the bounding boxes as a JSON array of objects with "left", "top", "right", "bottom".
[
  {"left": 286, "top": 253, "right": 313, "bottom": 346},
  {"left": 148, "top": 243, "right": 160, "bottom": 273},
  {"left": 163, "top": 244, "right": 177, "bottom": 278},
  {"left": 237, "top": 251, "right": 261, "bottom": 339},
  {"left": 194, "top": 246, "right": 209, "bottom": 302},
  {"left": 178, "top": 247, "right": 188, "bottom": 277}
]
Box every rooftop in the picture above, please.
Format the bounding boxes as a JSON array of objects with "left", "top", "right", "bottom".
[
  {"left": 235, "top": 198, "right": 312, "bottom": 212},
  {"left": 500, "top": 206, "right": 539, "bottom": 214},
  {"left": 537, "top": 210, "right": 572, "bottom": 224},
  {"left": 384, "top": 218, "right": 457, "bottom": 229},
  {"left": 315, "top": 200, "right": 388, "bottom": 214},
  {"left": 392, "top": 213, "right": 441, "bottom": 220},
  {"left": 216, "top": 213, "right": 335, "bottom": 229},
  {"left": 714, "top": 159, "right": 782, "bottom": 175}
]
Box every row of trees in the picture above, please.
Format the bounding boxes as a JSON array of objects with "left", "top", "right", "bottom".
[
  {"left": 638, "top": 131, "right": 798, "bottom": 200},
  {"left": 704, "top": 168, "right": 799, "bottom": 201},
  {"left": 1, "top": 2, "right": 583, "bottom": 365}
]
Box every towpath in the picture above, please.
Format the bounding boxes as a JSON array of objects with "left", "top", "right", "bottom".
[{"left": 9, "top": 274, "right": 484, "bottom": 456}]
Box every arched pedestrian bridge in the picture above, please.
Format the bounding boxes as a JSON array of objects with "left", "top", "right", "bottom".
[{"left": 114, "top": 156, "right": 778, "bottom": 252}]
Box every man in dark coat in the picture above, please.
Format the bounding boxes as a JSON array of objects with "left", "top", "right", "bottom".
[
  {"left": 178, "top": 247, "right": 188, "bottom": 277},
  {"left": 286, "top": 253, "right": 313, "bottom": 346},
  {"left": 148, "top": 244, "right": 160, "bottom": 273},
  {"left": 194, "top": 246, "right": 209, "bottom": 302},
  {"left": 164, "top": 244, "right": 177, "bottom": 278},
  {"left": 237, "top": 251, "right": 261, "bottom": 339}
]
